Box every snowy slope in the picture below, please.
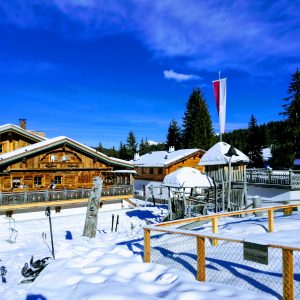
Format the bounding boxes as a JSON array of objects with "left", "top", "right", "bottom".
[{"left": 0, "top": 205, "right": 276, "bottom": 300}]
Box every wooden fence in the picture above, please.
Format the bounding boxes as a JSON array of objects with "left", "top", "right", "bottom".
[{"left": 144, "top": 204, "right": 300, "bottom": 300}]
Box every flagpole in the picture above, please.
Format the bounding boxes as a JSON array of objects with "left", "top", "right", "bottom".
[{"left": 219, "top": 70, "right": 222, "bottom": 142}]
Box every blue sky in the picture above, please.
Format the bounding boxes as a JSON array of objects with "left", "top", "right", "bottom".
[{"left": 0, "top": 0, "right": 299, "bottom": 148}]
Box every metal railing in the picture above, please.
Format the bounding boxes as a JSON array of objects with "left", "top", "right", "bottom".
[
  {"left": 246, "top": 169, "right": 300, "bottom": 187},
  {"left": 0, "top": 185, "right": 134, "bottom": 206},
  {"left": 144, "top": 204, "right": 300, "bottom": 299}
]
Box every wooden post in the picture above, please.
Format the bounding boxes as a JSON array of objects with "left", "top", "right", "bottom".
[
  {"left": 83, "top": 177, "right": 103, "bottom": 238},
  {"left": 284, "top": 207, "right": 293, "bottom": 216},
  {"left": 289, "top": 170, "right": 292, "bottom": 186},
  {"left": 268, "top": 209, "right": 274, "bottom": 232},
  {"left": 212, "top": 217, "right": 218, "bottom": 246},
  {"left": 196, "top": 236, "right": 206, "bottom": 281},
  {"left": 144, "top": 229, "right": 151, "bottom": 263},
  {"left": 282, "top": 249, "right": 294, "bottom": 300}
]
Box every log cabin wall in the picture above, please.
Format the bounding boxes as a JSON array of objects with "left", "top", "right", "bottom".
[
  {"left": 205, "top": 164, "right": 246, "bottom": 182},
  {"left": 0, "top": 145, "right": 131, "bottom": 191},
  {"left": 135, "top": 152, "right": 205, "bottom": 182},
  {"left": 166, "top": 154, "right": 205, "bottom": 175},
  {"left": 0, "top": 131, "right": 40, "bottom": 154}
]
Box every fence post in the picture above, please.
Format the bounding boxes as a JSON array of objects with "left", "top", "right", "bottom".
[
  {"left": 289, "top": 170, "right": 292, "bottom": 185},
  {"left": 212, "top": 217, "right": 218, "bottom": 246},
  {"left": 268, "top": 209, "right": 274, "bottom": 232},
  {"left": 284, "top": 207, "right": 293, "bottom": 216},
  {"left": 144, "top": 229, "right": 151, "bottom": 263},
  {"left": 282, "top": 249, "right": 294, "bottom": 300},
  {"left": 196, "top": 236, "right": 206, "bottom": 281}
]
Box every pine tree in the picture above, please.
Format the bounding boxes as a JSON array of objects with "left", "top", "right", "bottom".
[
  {"left": 166, "top": 119, "right": 182, "bottom": 150},
  {"left": 139, "top": 138, "right": 151, "bottom": 155},
  {"left": 246, "top": 114, "right": 264, "bottom": 168},
  {"left": 126, "top": 131, "right": 138, "bottom": 159},
  {"left": 108, "top": 146, "right": 118, "bottom": 158},
  {"left": 270, "top": 70, "right": 300, "bottom": 168},
  {"left": 119, "top": 142, "right": 129, "bottom": 160},
  {"left": 96, "top": 142, "right": 105, "bottom": 153},
  {"left": 281, "top": 69, "right": 300, "bottom": 158},
  {"left": 182, "top": 88, "right": 215, "bottom": 150}
]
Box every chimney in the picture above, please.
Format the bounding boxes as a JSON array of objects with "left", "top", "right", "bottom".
[
  {"left": 19, "top": 119, "right": 27, "bottom": 130},
  {"left": 134, "top": 153, "right": 140, "bottom": 161},
  {"left": 168, "top": 146, "right": 175, "bottom": 153}
]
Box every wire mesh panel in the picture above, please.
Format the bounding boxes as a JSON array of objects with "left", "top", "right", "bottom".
[
  {"left": 147, "top": 228, "right": 300, "bottom": 299},
  {"left": 205, "top": 240, "right": 283, "bottom": 299},
  {"left": 150, "top": 230, "right": 197, "bottom": 276}
]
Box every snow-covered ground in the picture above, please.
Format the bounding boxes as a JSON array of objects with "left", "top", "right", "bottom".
[{"left": 0, "top": 202, "right": 283, "bottom": 299}]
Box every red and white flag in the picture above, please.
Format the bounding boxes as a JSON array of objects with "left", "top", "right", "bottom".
[{"left": 212, "top": 78, "right": 227, "bottom": 134}]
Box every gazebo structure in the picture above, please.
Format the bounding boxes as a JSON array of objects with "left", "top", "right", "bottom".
[
  {"left": 162, "top": 167, "right": 213, "bottom": 220},
  {"left": 198, "top": 142, "right": 250, "bottom": 211}
]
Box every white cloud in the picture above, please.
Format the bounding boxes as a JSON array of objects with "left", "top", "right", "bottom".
[
  {"left": 163, "top": 69, "right": 201, "bottom": 82},
  {"left": 1, "top": 0, "right": 299, "bottom": 75}
]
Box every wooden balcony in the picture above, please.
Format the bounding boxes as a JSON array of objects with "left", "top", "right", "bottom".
[{"left": 246, "top": 169, "right": 300, "bottom": 189}]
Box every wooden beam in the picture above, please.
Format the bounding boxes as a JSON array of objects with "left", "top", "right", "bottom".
[
  {"left": 156, "top": 203, "right": 300, "bottom": 228},
  {"left": 211, "top": 217, "right": 218, "bottom": 246},
  {"left": 268, "top": 209, "right": 274, "bottom": 233},
  {"left": 284, "top": 207, "right": 293, "bottom": 216},
  {"left": 144, "top": 229, "right": 151, "bottom": 263},
  {"left": 283, "top": 249, "right": 294, "bottom": 300},
  {"left": 196, "top": 236, "right": 206, "bottom": 281}
]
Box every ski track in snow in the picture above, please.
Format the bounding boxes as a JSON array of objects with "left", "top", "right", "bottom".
[{"left": 0, "top": 204, "right": 280, "bottom": 299}]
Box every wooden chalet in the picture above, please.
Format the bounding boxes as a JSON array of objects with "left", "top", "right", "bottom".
[
  {"left": 0, "top": 124, "right": 134, "bottom": 192},
  {"left": 132, "top": 146, "right": 205, "bottom": 182}
]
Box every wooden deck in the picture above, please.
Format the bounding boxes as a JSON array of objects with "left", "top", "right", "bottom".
[{"left": 0, "top": 194, "right": 134, "bottom": 214}]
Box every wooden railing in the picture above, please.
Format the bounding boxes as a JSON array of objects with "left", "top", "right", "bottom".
[
  {"left": 144, "top": 203, "right": 300, "bottom": 300},
  {"left": 0, "top": 185, "right": 134, "bottom": 206},
  {"left": 246, "top": 169, "right": 300, "bottom": 187}
]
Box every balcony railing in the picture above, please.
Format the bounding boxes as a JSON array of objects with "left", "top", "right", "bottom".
[
  {"left": 246, "top": 169, "right": 300, "bottom": 188},
  {"left": 0, "top": 185, "right": 134, "bottom": 206}
]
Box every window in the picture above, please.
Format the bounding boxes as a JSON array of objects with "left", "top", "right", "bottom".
[
  {"left": 50, "top": 155, "right": 57, "bottom": 162},
  {"left": 34, "top": 176, "right": 42, "bottom": 186},
  {"left": 61, "top": 155, "right": 69, "bottom": 162},
  {"left": 54, "top": 176, "right": 62, "bottom": 185},
  {"left": 158, "top": 168, "right": 163, "bottom": 174},
  {"left": 12, "top": 177, "right": 22, "bottom": 188},
  {"left": 149, "top": 168, "right": 154, "bottom": 174},
  {"left": 0, "top": 144, "right": 2, "bottom": 153}
]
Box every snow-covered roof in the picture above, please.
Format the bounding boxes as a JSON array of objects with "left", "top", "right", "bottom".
[
  {"left": 198, "top": 142, "right": 249, "bottom": 166},
  {"left": 163, "top": 167, "right": 213, "bottom": 188},
  {"left": 131, "top": 148, "right": 204, "bottom": 167},
  {"left": 0, "top": 123, "right": 46, "bottom": 142},
  {"left": 0, "top": 136, "right": 133, "bottom": 168},
  {"left": 111, "top": 170, "right": 138, "bottom": 174}
]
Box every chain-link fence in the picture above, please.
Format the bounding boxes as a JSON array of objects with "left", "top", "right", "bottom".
[{"left": 145, "top": 204, "right": 300, "bottom": 299}]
